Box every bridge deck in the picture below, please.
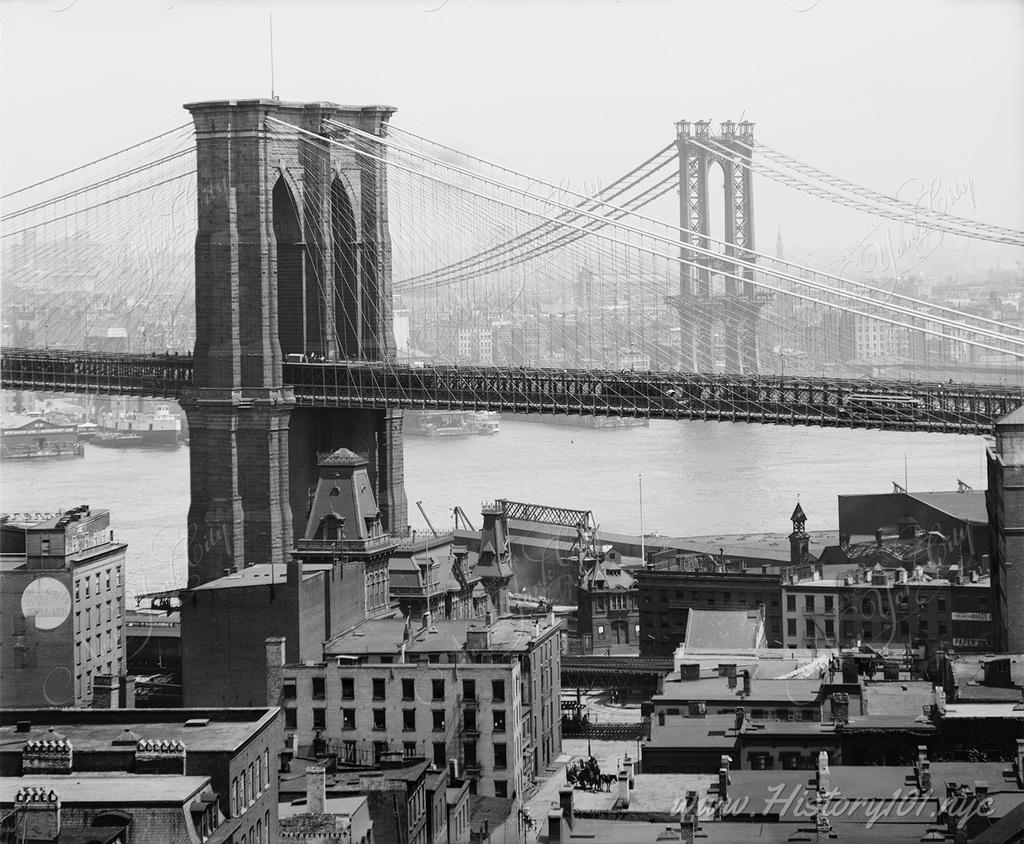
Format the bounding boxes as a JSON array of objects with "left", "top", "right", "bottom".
[{"left": 2, "top": 349, "right": 1020, "bottom": 435}]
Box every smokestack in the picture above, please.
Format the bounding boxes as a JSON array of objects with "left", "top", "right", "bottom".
[
  {"left": 617, "top": 771, "right": 630, "bottom": 808},
  {"left": 816, "top": 751, "right": 831, "bottom": 793},
  {"left": 742, "top": 670, "right": 751, "bottom": 696},
  {"left": 718, "top": 765, "right": 730, "bottom": 802},
  {"left": 547, "top": 809, "right": 564, "bottom": 842},
  {"left": 306, "top": 766, "right": 327, "bottom": 814},
  {"left": 558, "top": 788, "right": 574, "bottom": 829}
]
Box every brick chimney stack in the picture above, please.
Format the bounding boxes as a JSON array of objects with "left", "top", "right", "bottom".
[
  {"left": 135, "top": 739, "right": 187, "bottom": 775},
  {"left": 266, "top": 636, "right": 286, "bottom": 706},
  {"left": 15, "top": 787, "right": 61, "bottom": 840},
  {"left": 307, "top": 765, "right": 327, "bottom": 814},
  {"left": 22, "top": 738, "right": 73, "bottom": 774}
]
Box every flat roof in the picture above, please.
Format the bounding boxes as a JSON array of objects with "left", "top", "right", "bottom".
[
  {"left": 324, "top": 615, "right": 559, "bottom": 657},
  {"left": 0, "top": 773, "right": 209, "bottom": 804},
  {"left": 655, "top": 676, "right": 824, "bottom": 705},
  {"left": 940, "top": 702, "right": 1024, "bottom": 719},
  {"left": 192, "top": 564, "right": 292, "bottom": 591},
  {"left": 0, "top": 708, "right": 278, "bottom": 754},
  {"left": 280, "top": 794, "right": 366, "bottom": 820},
  {"left": 862, "top": 681, "right": 936, "bottom": 716}
]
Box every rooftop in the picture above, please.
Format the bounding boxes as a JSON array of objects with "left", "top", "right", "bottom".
[
  {"left": 323, "top": 615, "right": 559, "bottom": 657},
  {"left": 0, "top": 773, "right": 211, "bottom": 804},
  {"left": 191, "top": 563, "right": 298, "bottom": 591},
  {"left": 862, "top": 681, "right": 936, "bottom": 716},
  {"left": 0, "top": 708, "right": 278, "bottom": 754},
  {"left": 655, "top": 676, "right": 825, "bottom": 705},
  {"left": 683, "top": 608, "right": 765, "bottom": 651}
]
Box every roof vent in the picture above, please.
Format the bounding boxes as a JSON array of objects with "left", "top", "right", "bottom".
[{"left": 184, "top": 718, "right": 210, "bottom": 728}]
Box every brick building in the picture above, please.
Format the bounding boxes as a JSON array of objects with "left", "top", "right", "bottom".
[
  {"left": 182, "top": 448, "right": 397, "bottom": 707},
  {"left": 988, "top": 407, "right": 1024, "bottom": 652},
  {"left": 637, "top": 559, "right": 782, "bottom": 657},
  {"left": 780, "top": 564, "right": 991, "bottom": 652},
  {"left": 0, "top": 707, "right": 282, "bottom": 843},
  {"left": 269, "top": 612, "right": 561, "bottom": 800},
  {"left": 575, "top": 547, "right": 639, "bottom": 654},
  {"left": 0, "top": 506, "right": 126, "bottom": 707}
]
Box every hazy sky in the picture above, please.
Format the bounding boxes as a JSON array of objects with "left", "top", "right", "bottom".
[{"left": 2, "top": 0, "right": 1022, "bottom": 270}]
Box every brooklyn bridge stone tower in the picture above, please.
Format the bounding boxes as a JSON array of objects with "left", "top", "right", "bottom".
[{"left": 183, "top": 99, "right": 407, "bottom": 585}]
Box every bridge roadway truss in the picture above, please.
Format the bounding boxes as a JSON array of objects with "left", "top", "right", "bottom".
[{"left": 2, "top": 349, "right": 1021, "bottom": 436}]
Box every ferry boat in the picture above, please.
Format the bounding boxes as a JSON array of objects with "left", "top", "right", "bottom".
[
  {"left": 510, "top": 413, "right": 648, "bottom": 429},
  {"left": 0, "top": 413, "right": 84, "bottom": 460},
  {"left": 96, "top": 403, "right": 181, "bottom": 448},
  {"left": 405, "top": 410, "right": 501, "bottom": 437}
]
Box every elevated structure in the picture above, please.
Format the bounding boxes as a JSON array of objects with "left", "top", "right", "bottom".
[{"left": 181, "top": 98, "right": 407, "bottom": 586}]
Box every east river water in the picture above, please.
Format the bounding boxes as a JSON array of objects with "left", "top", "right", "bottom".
[{"left": 1, "top": 418, "right": 989, "bottom": 601}]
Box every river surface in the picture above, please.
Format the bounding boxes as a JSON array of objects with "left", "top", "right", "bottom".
[{"left": 1, "top": 417, "right": 989, "bottom": 601}]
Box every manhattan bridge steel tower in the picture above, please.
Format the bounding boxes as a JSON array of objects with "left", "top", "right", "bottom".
[{"left": 672, "top": 119, "right": 764, "bottom": 373}]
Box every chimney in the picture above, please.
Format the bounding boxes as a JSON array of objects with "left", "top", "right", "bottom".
[
  {"left": 558, "top": 787, "right": 574, "bottom": 829},
  {"left": 919, "top": 760, "right": 932, "bottom": 793},
  {"left": 623, "top": 753, "right": 635, "bottom": 788},
  {"left": 266, "top": 637, "right": 286, "bottom": 706},
  {"left": 816, "top": 751, "right": 831, "bottom": 793},
  {"left": 831, "top": 692, "right": 850, "bottom": 726},
  {"left": 15, "top": 787, "right": 61, "bottom": 841},
  {"left": 120, "top": 675, "right": 136, "bottom": 709},
  {"left": 307, "top": 766, "right": 327, "bottom": 814},
  {"left": 547, "top": 808, "right": 564, "bottom": 842},
  {"left": 933, "top": 686, "right": 947, "bottom": 715},
  {"left": 742, "top": 671, "right": 751, "bottom": 696},
  {"left": 717, "top": 766, "right": 730, "bottom": 802},
  {"left": 92, "top": 674, "right": 119, "bottom": 709},
  {"left": 875, "top": 528, "right": 883, "bottom": 549},
  {"left": 617, "top": 771, "right": 630, "bottom": 808},
  {"left": 22, "top": 739, "right": 74, "bottom": 774},
  {"left": 135, "top": 739, "right": 186, "bottom": 775},
  {"left": 734, "top": 706, "right": 745, "bottom": 731},
  {"left": 422, "top": 611, "right": 432, "bottom": 630},
  {"left": 815, "top": 809, "right": 832, "bottom": 844}
]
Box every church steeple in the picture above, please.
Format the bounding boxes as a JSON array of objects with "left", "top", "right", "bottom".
[{"left": 789, "top": 501, "right": 809, "bottom": 565}]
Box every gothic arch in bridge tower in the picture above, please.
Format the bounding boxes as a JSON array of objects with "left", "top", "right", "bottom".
[
  {"left": 331, "top": 175, "right": 360, "bottom": 359},
  {"left": 273, "top": 174, "right": 313, "bottom": 357}
]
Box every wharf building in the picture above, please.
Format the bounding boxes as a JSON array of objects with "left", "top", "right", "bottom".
[
  {"left": 988, "top": 407, "right": 1024, "bottom": 651},
  {"left": 181, "top": 448, "right": 398, "bottom": 708},
  {"left": 0, "top": 706, "right": 282, "bottom": 844},
  {"left": 780, "top": 562, "right": 994, "bottom": 653},
  {"left": 0, "top": 506, "right": 126, "bottom": 707},
  {"left": 267, "top": 610, "right": 562, "bottom": 800}
]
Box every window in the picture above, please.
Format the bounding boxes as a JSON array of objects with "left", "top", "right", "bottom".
[
  {"left": 492, "top": 679, "right": 505, "bottom": 702},
  {"left": 722, "top": 592, "right": 731, "bottom": 604},
  {"left": 805, "top": 595, "right": 815, "bottom": 612},
  {"left": 862, "top": 622, "right": 872, "bottom": 638},
  {"left": 373, "top": 709, "right": 386, "bottom": 731},
  {"left": 372, "top": 678, "right": 386, "bottom": 700},
  {"left": 786, "top": 595, "right": 796, "bottom": 612},
  {"left": 284, "top": 709, "right": 297, "bottom": 730},
  {"left": 231, "top": 778, "right": 239, "bottom": 816},
  {"left": 824, "top": 596, "right": 834, "bottom": 612},
  {"left": 494, "top": 780, "right": 508, "bottom": 798},
  {"left": 433, "top": 742, "right": 447, "bottom": 768},
  {"left": 464, "top": 741, "right": 477, "bottom": 766},
  {"left": 403, "top": 709, "right": 416, "bottom": 731},
  {"left": 805, "top": 619, "right": 815, "bottom": 637},
  {"left": 938, "top": 621, "right": 948, "bottom": 635},
  {"left": 862, "top": 597, "right": 873, "bottom": 615},
  {"left": 432, "top": 679, "right": 445, "bottom": 700},
  {"left": 312, "top": 677, "right": 325, "bottom": 700},
  {"left": 343, "top": 709, "right": 356, "bottom": 730},
  {"left": 493, "top": 710, "right": 506, "bottom": 732},
  {"left": 463, "top": 679, "right": 476, "bottom": 701},
  {"left": 342, "top": 741, "right": 356, "bottom": 763},
  {"left": 843, "top": 622, "right": 854, "bottom": 639},
  {"left": 433, "top": 710, "right": 445, "bottom": 732},
  {"left": 464, "top": 708, "right": 476, "bottom": 732},
  {"left": 494, "top": 744, "right": 507, "bottom": 769},
  {"left": 825, "top": 619, "right": 835, "bottom": 637},
  {"left": 402, "top": 678, "right": 415, "bottom": 701},
  {"left": 341, "top": 678, "right": 354, "bottom": 700},
  {"left": 312, "top": 708, "right": 326, "bottom": 730},
  {"left": 900, "top": 620, "right": 910, "bottom": 635},
  {"left": 373, "top": 741, "right": 387, "bottom": 764},
  {"left": 787, "top": 619, "right": 797, "bottom": 637}
]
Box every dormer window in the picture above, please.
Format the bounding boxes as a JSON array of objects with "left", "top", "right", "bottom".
[{"left": 317, "top": 513, "right": 345, "bottom": 541}]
